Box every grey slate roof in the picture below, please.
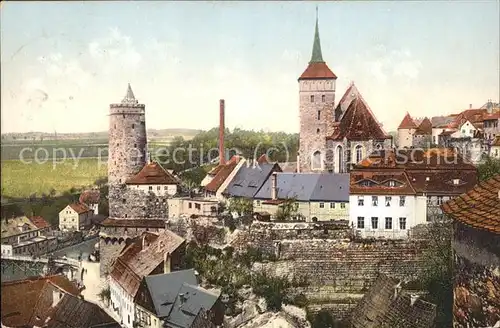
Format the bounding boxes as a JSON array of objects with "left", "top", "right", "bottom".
[
  {"left": 431, "top": 115, "right": 454, "bottom": 127},
  {"left": 143, "top": 269, "right": 219, "bottom": 328},
  {"left": 254, "top": 173, "right": 349, "bottom": 202},
  {"left": 224, "top": 163, "right": 280, "bottom": 198}
]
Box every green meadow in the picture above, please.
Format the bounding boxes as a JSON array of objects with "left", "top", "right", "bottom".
[{"left": 1, "top": 158, "right": 107, "bottom": 198}]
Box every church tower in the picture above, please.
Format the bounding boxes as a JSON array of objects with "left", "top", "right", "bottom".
[
  {"left": 108, "top": 84, "right": 147, "bottom": 218},
  {"left": 298, "top": 9, "right": 337, "bottom": 173}
]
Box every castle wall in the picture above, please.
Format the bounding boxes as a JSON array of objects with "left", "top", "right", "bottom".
[
  {"left": 109, "top": 186, "right": 169, "bottom": 219},
  {"left": 452, "top": 222, "right": 500, "bottom": 328},
  {"left": 298, "top": 79, "right": 336, "bottom": 173}
]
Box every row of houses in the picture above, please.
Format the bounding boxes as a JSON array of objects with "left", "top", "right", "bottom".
[
  {"left": 397, "top": 101, "right": 500, "bottom": 162},
  {"left": 166, "top": 147, "right": 478, "bottom": 239},
  {"left": 108, "top": 230, "right": 223, "bottom": 328}
]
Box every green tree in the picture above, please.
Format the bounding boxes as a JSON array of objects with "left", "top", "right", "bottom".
[
  {"left": 275, "top": 198, "right": 299, "bottom": 221},
  {"left": 477, "top": 156, "right": 500, "bottom": 181},
  {"left": 227, "top": 197, "right": 253, "bottom": 217}
]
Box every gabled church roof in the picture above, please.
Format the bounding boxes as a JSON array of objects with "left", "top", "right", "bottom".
[
  {"left": 328, "top": 86, "right": 389, "bottom": 141},
  {"left": 298, "top": 9, "right": 337, "bottom": 80}
]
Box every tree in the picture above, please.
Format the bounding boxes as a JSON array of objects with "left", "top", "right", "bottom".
[
  {"left": 418, "top": 214, "right": 453, "bottom": 327},
  {"left": 227, "top": 198, "right": 253, "bottom": 217},
  {"left": 477, "top": 156, "right": 500, "bottom": 182},
  {"left": 275, "top": 198, "right": 299, "bottom": 221}
]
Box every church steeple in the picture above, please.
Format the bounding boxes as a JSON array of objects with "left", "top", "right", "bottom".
[{"left": 310, "top": 6, "right": 324, "bottom": 63}]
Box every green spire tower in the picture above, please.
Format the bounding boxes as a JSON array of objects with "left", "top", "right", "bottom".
[{"left": 310, "top": 6, "right": 324, "bottom": 63}]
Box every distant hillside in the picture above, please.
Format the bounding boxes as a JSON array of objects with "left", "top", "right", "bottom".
[{"left": 1, "top": 128, "right": 202, "bottom": 142}]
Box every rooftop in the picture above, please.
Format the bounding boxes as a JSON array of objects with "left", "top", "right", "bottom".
[
  {"left": 204, "top": 156, "right": 242, "bottom": 192},
  {"left": 224, "top": 162, "right": 282, "bottom": 198},
  {"left": 441, "top": 174, "right": 500, "bottom": 234},
  {"left": 1, "top": 216, "right": 39, "bottom": 238},
  {"left": 28, "top": 216, "right": 51, "bottom": 229},
  {"left": 67, "top": 202, "right": 92, "bottom": 214},
  {"left": 126, "top": 161, "right": 179, "bottom": 185}
]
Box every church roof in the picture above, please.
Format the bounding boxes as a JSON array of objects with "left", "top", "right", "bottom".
[
  {"left": 298, "top": 10, "right": 337, "bottom": 80},
  {"left": 327, "top": 91, "right": 389, "bottom": 141},
  {"left": 398, "top": 113, "right": 417, "bottom": 129},
  {"left": 126, "top": 161, "right": 179, "bottom": 185}
]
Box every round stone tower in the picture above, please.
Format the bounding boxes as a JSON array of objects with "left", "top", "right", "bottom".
[{"left": 108, "top": 84, "right": 147, "bottom": 217}]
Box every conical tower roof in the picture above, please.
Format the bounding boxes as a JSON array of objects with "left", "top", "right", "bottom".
[
  {"left": 299, "top": 7, "right": 337, "bottom": 81},
  {"left": 122, "top": 83, "right": 138, "bottom": 104},
  {"left": 398, "top": 112, "right": 417, "bottom": 129}
]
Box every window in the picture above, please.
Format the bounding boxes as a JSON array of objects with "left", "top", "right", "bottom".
[
  {"left": 399, "top": 217, "right": 407, "bottom": 230},
  {"left": 340, "top": 203, "right": 345, "bottom": 209},
  {"left": 310, "top": 95, "right": 315, "bottom": 102},
  {"left": 371, "top": 217, "right": 378, "bottom": 229},
  {"left": 256, "top": 200, "right": 261, "bottom": 206},
  {"left": 372, "top": 196, "right": 378, "bottom": 206},
  {"left": 427, "top": 196, "right": 432, "bottom": 205},
  {"left": 195, "top": 203, "right": 201, "bottom": 210},
  {"left": 358, "top": 196, "right": 364, "bottom": 206},
  {"left": 357, "top": 217, "right": 365, "bottom": 229},
  {"left": 329, "top": 202, "right": 335, "bottom": 209},
  {"left": 122, "top": 199, "right": 126, "bottom": 204},
  {"left": 312, "top": 151, "right": 322, "bottom": 170},
  {"left": 164, "top": 186, "right": 168, "bottom": 190},
  {"left": 188, "top": 202, "right": 192, "bottom": 209},
  {"left": 319, "top": 202, "right": 325, "bottom": 208},
  {"left": 470, "top": 129, "right": 473, "bottom": 134},
  {"left": 132, "top": 124, "right": 135, "bottom": 129},
  {"left": 157, "top": 186, "right": 161, "bottom": 191},
  {"left": 317, "top": 128, "right": 320, "bottom": 134},
  {"left": 385, "top": 217, "right": 393, "bottom": 229},
  {"left": 385, "top": 196, "right": 392, "bottom": 207},
  {"left": 355, "top": 145, "right": 363, "bottom": 163},
  {"left": 134, "top": 143, "right": 137, "bottom": 148},
  {"left": 388, "top": 180, "right": 395, "bottom": 187},
  {"left": 399, "top": 196, "right": 406, "bottom": 207},
  {"left": 317, "top": 110, "right": 321, "bottom": 120},
  {"left": 437, "top": 196, "right": 444, "bottom": 205}
]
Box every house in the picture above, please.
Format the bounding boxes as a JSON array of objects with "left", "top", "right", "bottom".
[
  {"left": 109, "top": 230, "right": 186, "bottom": 328},
  {"left": 483, "top": 112, "right": 500, "bottom": 148},
  {"left": 1, "top": 275, "right": 119, "bottom": 328},
  {"left": 490, "top": 135, "right": 500, "bottom": 159},
  {"left": 28, "top": 215, "right": 52, "bottom": 233},
  {"left": 167, "top": 197, "right": 220, "bottom": 218},
  {"left": 348, "top": 273, "right": 436, "bottom": 328},
  {"left": 1, "top": 216, "right": 44, "bottom": 245},
  {"left": 1, "top": 234, "right": 58, "bottom": 257},
  {"left": 441, "top": 174, "right": 500, "bottom": 328},
  {"left": 58, "top": 203, "right": 93, "bottom": 231},
  {"left": 253, "top": 172, "right": 350, "bottom": 222},
  {"left": 349, "top": 148, "right": 478, "bottom": 238},
  {"left": 79, "top": 189, "right": 101, "bottom": 215},
  {"left": 223, "top": 161, "right": 282, "bottom": 199},
  {"left": 126, "top": 161, "right": 180, "bottom": 196},
  {"left": 134, "top": 269, "right": 223, "bottom": 328},
  {"left": 203, "top": 155, "right": 245, "bottom": 200}
]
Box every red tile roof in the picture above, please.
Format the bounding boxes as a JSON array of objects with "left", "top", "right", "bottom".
[
  {"left": 110, "top": 230, "right": 185, "bottom": 297},
  {"left": 68, "top": 202, "right": 92, "bottom": 214},
  {"left": 398, "top": 113, "right": 417, "bottom": 129},
  {"left": 29, "top": 216, "right": 51, "bottom": 229},
  {"left": 126, "top": 162, "right": 179, "bottom": 185},
  {"left": 79, "top": 189, "right": 100, "bottom": 204},
  {"left": 441, "top": 175, "right": 500, "bottom": 234},
  {"left": 204, "top": 158, "right": 240, "bottom": 192},
  {"left": 1, "top": 275, "right": 80, "bottom": 327},
  {"left": 416, "top": 117, "right": 433, "bottom": 135},
  {"left": 483, "top": 112, "right": 500, "bottom": 121},
  {"left": 327, "top": 96, "right": 389, "bottom": 141},
  {"left": 298, "top": 62, "right": 337, "bottom": 80},
  {"left": 350, "top": 171, "right": 417, "bottom": 195}
]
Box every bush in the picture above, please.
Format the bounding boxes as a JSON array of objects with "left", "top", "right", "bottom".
[
  {"left": 251, "top": 272, "right": 291, "bottom": 312},
  {"left": 291, "top": 293, "right": 309, "bottom": 307}
]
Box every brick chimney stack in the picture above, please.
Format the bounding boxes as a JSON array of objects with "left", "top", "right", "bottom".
[{"left": 219, "top": 99, "right": 226, "bottom": 165}]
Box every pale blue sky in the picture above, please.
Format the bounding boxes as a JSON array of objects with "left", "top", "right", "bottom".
[{"left": 1, "top": 1, "right": 499, "bottom": 134}]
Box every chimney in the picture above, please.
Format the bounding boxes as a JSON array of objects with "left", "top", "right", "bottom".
[
  {"left": 219, "top": 99, "right": 226, "bottom": 165},
  {"left": 271, "top": 172, "right": 277, "bottom": 200},
  {"left": 469, "top": 104, "right": 472, "bottom": 109}
]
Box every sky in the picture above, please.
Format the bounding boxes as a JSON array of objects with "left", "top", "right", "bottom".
[{"left": 1, "top": 1, "right": 499, "bottom": 134}]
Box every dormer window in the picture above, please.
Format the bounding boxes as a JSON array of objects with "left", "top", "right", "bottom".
[
  {"left": 388, "top": 180, "right": 395, "bottom": 187},
  {"left": 359, "top": 180, "right": 373, "bottom": 187},
  {"left": 453, "top": 179, "right": 460, "bottom": 185}
]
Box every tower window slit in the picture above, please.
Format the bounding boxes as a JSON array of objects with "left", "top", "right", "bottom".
[
  {"left": 322, "top": 95, "right": 326, "bottom": 102},
  {"left": 310, "top": 95, "right": 314, "bottom": 103},
  {"left": 317, "top": 111, "right": 321, "bottom": 120},
  {"left": 132, "top": 124, "right": 135, "bottom": 129}
]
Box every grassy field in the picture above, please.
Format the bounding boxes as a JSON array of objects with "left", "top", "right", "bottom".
[{"left": 1, "top": 158, "right": 107, "bottom": 198}]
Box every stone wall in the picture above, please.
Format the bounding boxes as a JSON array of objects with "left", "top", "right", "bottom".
[
  {"left": 109, "top": 186, "right": 169, "bottom": 219},
  {"left": 453, "top": 223, "right": 500, "bottom": 327}
]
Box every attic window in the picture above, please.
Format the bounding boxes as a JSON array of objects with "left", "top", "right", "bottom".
[{"left": 388, "top": 180, "right": 395, "bottom": 187}]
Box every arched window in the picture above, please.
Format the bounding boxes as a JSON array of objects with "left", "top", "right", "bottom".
[
  {"left": 312, "top": 151, "right": 322, "bottom": 170},
  {"left": 355, "top": 145, "right": 363, "bottom": 163},
  {"left": 337, "top": 146, "right": 343, "bottom": 173}
]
